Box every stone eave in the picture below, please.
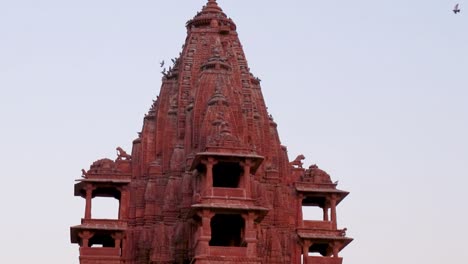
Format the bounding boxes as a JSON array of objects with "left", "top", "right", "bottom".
[
  {"left": 74, "top": 178, "right": 131, "bottom": 197},
  {"left": 295, "top": 186, "right": 349, "bottom": 205},
  {"left": 297, "top": 232, "right": 353, "bottom": 250}
]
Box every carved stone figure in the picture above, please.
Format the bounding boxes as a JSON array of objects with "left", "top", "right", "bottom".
[
  {"left": 290, "top": 154, "right": 305, "bottom": 168},
  {"left": 116, "top": 146, "right": 131, "bottom": 161}
]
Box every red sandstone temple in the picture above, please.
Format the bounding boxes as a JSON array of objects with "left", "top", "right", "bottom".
[{"left": 70, "top": 1, "right": 352, "bottom": 263}]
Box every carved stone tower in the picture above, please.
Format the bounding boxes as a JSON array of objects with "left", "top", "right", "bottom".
[{"left": 70, "top": 1, "right": 352, "bottom": 263}]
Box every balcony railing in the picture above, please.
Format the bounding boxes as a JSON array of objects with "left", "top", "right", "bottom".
[
  {"left": 85, "top": 173, "right": 131, "bottom": 180},
  {"left": 302, "top": 220, "right": 333, "bottom": 230},
  {"left": 80, "top": 247, "right": 120, "bottom": 256},
  {"left": 212, "top": 187, "right": 246, "bottom": 198},
  {"left": 305, "top": 256, "right": 342, "bottom": 264},
  {"left": 209, "top": 246, "right": 247, "bottom": 257},
  {"left": 298, "top": 220, "right": 345, "bottom": 237},
  {"left": 81, "top": 218, "right": 127, "bottom": 228},
  {"left": 295, "top": 182, "right": 337, "bottom": 190}
]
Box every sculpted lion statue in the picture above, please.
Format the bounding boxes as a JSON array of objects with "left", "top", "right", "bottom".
[
  {"left": 116, "top": 147, "right": 132, "bottom": 161},
  {"left": 290, "top": 154, "right": 305, "bottom": 168}
]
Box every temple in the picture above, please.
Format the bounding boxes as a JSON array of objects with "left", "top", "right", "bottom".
[{"left": 70, "top": 1, "right": 352, "bottom": 263}]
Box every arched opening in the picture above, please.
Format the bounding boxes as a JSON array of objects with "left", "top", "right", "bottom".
[
  {"left": 209, "top": 214, "right": 246, "bottom": 247},
  {"left": 212, "top": 162, "right": 243, "bottom": 188}
]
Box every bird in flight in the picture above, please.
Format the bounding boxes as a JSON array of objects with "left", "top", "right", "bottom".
[{"left": 453, "top": 3, "right": 461, "bottom": 14}]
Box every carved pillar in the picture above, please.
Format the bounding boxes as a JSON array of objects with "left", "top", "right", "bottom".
[
  {"left": 329, "top": 195, "right": 337, "bottom": 229},
  {"left": 241, "top": 159, "right": 254, "bottom": 197},
  {"left": 84, "top": 184, "right": 95, "bottom": 219},
  {"left": 330, "top": 241, "right": 339, "bottom": 258},
  {"left": 302, "top": 240, "right": 312, "bottom": 264},
  {"left": 196, "top": 210, "right": 214, "bottom": 256},
  {"left": 201, "top": 210, "right": 213, "bottom": 238},
  {"left": 242, "top": 212, "right": 257, "bottom": 257},
  {"left": 112, "top": 232, "right": 124, "bottom": 249},
  {"left": 323, "top": 206, "right": 329, "bottom": 222},
  {"left": 78, "top": 230, "right": 94, "bottom": 248},
  {"left": 201, "top": 157, "right": 217, "bottom": 197},
  {"left": 297, "top": 194, "right": 304, "bottom": 227},
  {"left": 119, "top": 186, "right": 129, "bottom": 220}
]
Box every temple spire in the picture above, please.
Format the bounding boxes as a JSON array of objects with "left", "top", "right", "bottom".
[{"left": 71, "top": 1, "right": 352, "bottom": 263}]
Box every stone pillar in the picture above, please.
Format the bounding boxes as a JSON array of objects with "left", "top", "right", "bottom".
[
  {"left": 297, "top": 194, "right": 304, "bottom": 227},
  {"left": 84, "top": 184, "right": 95, "bottom": 219},
  {"left": 201, "top": 158, "right": 217, "bottom": 197},
  {"left": 241, "top": 159, "right": 254, "bottom": 197},
  {"left": 119, "top": 186, "right": 129, "bottom": 220},
  {"left": 78, "top": 231, "right": 94, "bottom": 248},
  {"left": 242, "top": 212, "right": 257, "bottom": 257},
  {"left": 201, "top": 210, "right": 213, "bottom": 238},
  {"left": 323, "top": 206, "right": 329, "bottom": 221},
  {"left": 331, "top": 241, "right": 340, "bottom": 258},
  {"left": 302, "top": 240, "right": 312, "bottom": 264},
  {"left": 112, "top": 232, "right": 124, "bottom": 249},
  {"left": 330, "top": 195, "right": 337, "bottom": 229},
  {"left": 196, "top": 210, "right": 214, "bottom": 256}
]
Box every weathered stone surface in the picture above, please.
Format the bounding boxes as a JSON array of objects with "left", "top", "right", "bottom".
[{"left": 71, "top": 1, "right": 352, "bottom": 263}]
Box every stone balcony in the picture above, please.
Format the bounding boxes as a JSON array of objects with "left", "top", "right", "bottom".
[
  {"left": 70, "top": 219, "right": 127, "bottom": 245},
  {"left": 304, "top": 256, "right": 342, "bottom": 264}
]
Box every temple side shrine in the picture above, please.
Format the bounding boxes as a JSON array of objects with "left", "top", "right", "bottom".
[{"left": 70, "top": 1, "right": 352, "bottom": 263}]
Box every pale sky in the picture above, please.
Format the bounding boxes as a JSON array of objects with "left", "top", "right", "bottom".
[{"left": 1, "top": 0, "right": 467, "bottom": 263}]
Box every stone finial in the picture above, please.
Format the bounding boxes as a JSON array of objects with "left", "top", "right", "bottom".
[
  {"left": 207, "top": 0, "right": 218, "bottom": 6},
  {"left": 203, "top": 0, "right": 222, "bottom": 12}
]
